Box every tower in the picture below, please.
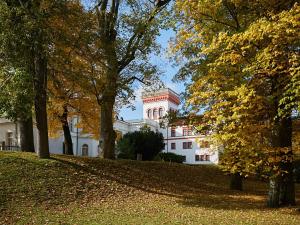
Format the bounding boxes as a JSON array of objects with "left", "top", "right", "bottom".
[{"left": 141, "top": 88, "right": 180, "bottom": 121}]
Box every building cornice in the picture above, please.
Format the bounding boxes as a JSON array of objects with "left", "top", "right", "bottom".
[{"left": 142, "top": 93, "right": 180, "bottom": 105}]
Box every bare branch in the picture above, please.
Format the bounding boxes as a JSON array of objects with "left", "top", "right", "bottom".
[{"left": 118, "top": 0, "right": 172, "bottom": 73}]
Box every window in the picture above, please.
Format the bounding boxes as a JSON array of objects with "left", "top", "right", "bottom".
[
  {"left": 159, "top": 107, "right": 164, "bottom": 118},
  {"left": 171, "top": 127, "right": 176, "bottom": 137},
  {"left": 6, "top": 132, "right": 13, "bottom": 146},
  {"left": 205, "top": 155, "right": 210, "bottom": 161},
  {"left": 183, "top": 127, "right": 192, "bottom": 136},
  {"left": 147, "top": 109, "right": 152, "bottom": 119},
  {"left": 182, "top": 155, "right": 186, "bottom": 162},
  {"left": 183, "top": 142, "right": 192, "bottom": 149},
  {"left": 200, "top": 141, "right": 210, "bottom": 148},
  {"left": 82, "top": 144, "right": 89, "bottom": 156},
  {"left": 171, "top": 143, "right": 176, "bottom": 150},
  {"left": 195, "top": 154, "right": 211, "bottom": 161},
  {"left": 69, "top": 119, "right": 73, "bottom": 132},
  {"left": 153, "top": 108, "right": 158, "bottom": 119}
]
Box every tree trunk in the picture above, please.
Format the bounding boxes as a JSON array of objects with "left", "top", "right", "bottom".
[
  {"left": 100, "top": 97, "right": 116, "bottom": 159},
  {"left": 230, "top": 173, "right": 243, "bottom": 191},
  {"left": 33, "top": 50, "right": 50, "bottom": 159},
  {"left": 99, "top": 40, "right": 118, "bottom": 159},
  {"left": 267, "top": 116, "right": 295, "bottom": 207},
  {"left": 60, "top": 107, "right": 73, "bottom": 155},
  {"left": 278, "top": 116, "right": 295, "bottom": 206},
  {"left": 279, "top": 172, "right": 295, "bottom": 206},
  {"left": 19, "top": 115, "right": 35, "bottom": 152}
]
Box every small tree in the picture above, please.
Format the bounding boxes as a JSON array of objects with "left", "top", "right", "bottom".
[{"left": 117, "top": 126, "right": 164, "bottom": 161}]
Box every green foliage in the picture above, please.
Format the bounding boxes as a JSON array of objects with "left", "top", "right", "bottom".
[
  {"left": 157, "top": 152, "right": 186, "bottom": 163},
  {"left": 117, "top": 126, "right": 165, "bottom": 161},
  {"left": 0, "top": 68, "right": 34, "bottom": 121}
]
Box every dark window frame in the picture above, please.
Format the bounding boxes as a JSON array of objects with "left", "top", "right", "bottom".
[{"left": 171, "top": 143, "right": 176, "bottom": 150}]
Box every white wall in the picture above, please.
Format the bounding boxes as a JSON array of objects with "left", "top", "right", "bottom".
[
  {"left": 163, "top": 126, "right": 218, "bottom": 165},
  {"left": 143, "top": 100, "right": 171, "bottom": 120},
  {"left": 0, "top": 119, "right": 19, "bottom": 146},
  {"left": 0, "top": 88, "right": 219, "bottom": 165}
]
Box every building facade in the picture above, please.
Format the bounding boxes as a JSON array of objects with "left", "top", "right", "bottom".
[
  {"left": 141, "top": 88, "right": 218, "bottom": 164},
  {"left": 0, "top": 88, "right": 219, "bottom": 164}
]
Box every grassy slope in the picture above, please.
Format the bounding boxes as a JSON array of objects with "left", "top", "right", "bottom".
[{"left": 0, "top": 152, "right": 299, "bottom": 225}]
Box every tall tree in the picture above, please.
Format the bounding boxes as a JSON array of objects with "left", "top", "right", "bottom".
[
  {"left": 47, "top": 1, "right": 95, "bottom": 156},
  {"left": 0, "top": 0, "right": 51, "bottom": 158},
  {"left": 173, "top": 0, "right": 299, "bottom": 207},
  {"left": 87, "top": 0, "right": 172, "bottom": 159}
]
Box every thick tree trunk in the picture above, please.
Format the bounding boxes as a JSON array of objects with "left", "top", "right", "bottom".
[
  {"left": 61, "top": 107, "right": 73, "bottom": 155},
  {"left": 278, "top": 117, "right": 295, "bottom": 206},
  {"left": 279, "top": 172, "right": 295, "bottom": 206},
  {"left": 100, "top": 98, "right": 116, "bottom": 159},
  {"left": 33, "top": 50, "right": 50, "bottom": 159},
  {"left": 19, "top": 115, "right": 35, "bottom": 152},
  {"left": 99, "top": 40, "right": 118, "bottom": 159},
  {"left": 230, "top": 173, "right": 243, "bottom": 191},
  {"left": 267, "top": 116, "right": 295, "bottom": 207}
]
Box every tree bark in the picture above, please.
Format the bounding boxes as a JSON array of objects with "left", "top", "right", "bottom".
[
  {"left": 33, "top": 50, "right": 50, "bottom": 159},
  {"left": 278, "top": 117, "right": 295, "bottom": 206},
  {"left": 19, "top": 115, "right": 35, "bottom": 152},
  {"left": 99, "top": 41, "right": 118, "bottom": 159},
  {"left": 100, "top": 97, "right": 116, "bottom": 159},
  {"left": 230, "top": 173, "right": 243, "bottom": 191},
  {"left": 60, "top": 107, "right": 73, "bottom": 155},
  {"left": 267, "top": 116, "right": 295, "bottom": 207}
]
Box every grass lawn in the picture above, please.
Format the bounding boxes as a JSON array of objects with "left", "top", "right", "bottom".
[{"left": 0, "top": 151, "right": 299, "bottom": 225}]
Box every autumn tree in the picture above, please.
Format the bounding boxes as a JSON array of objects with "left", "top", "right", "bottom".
[
  {"left": 173, "top": 0, "right": 299, "bottom": 207},
  {"left": 83, "top": 0, "right": 172, "bottom": 159},
  {"left": 47, "top": 1, "right": 95, "bottom": 155}
]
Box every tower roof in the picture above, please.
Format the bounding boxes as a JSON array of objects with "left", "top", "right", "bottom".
[{"left": 141, "top": 88, "right": 180, "bottom": 105}]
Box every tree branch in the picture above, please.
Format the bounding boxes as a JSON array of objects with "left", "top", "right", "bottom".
[{"left": 117, "top": 0, "right": 171, "bottom": 73}]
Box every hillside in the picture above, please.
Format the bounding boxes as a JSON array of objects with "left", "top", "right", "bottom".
[{"left": 0, "top": 152, "right": 299, "bottom": 225}]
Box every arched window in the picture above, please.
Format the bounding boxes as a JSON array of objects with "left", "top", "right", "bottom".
[
  {"left": 82, "top": 144, "right": 89, "bottom": 156},
  {"left": 147, "top": 109, "right": 152, "bottom": 119},
  {"left": 153, "top": 108, "right": 158, "bottom": 119},
  {"left": 159, "top": 107, "right": 164, "bottom": 118}
]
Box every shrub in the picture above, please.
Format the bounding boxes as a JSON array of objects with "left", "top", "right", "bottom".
[
  {"left": 117, "top": 126, "right": 164, "bottom": 161},
  {"left": 157, "top": 152, "right": 185, "bottom": 163}
]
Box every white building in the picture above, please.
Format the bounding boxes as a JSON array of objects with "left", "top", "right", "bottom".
[{"left": 0, "top": 88, "right": 218, "bottom": 164}]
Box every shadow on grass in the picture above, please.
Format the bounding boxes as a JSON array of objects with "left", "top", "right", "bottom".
[
  {"left": 52, "top": 156, "right": 276, "bottom": 211},
  {"left": 0, "top": 152, "right": 298, "bottom": 215}
]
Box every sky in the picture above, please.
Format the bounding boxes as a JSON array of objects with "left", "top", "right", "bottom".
[
  {"left": 80, "top": 1, "right": 185, "bottom": 120},
  {"left": 119, "top": 29, "right": 186, "bottom": 120}
]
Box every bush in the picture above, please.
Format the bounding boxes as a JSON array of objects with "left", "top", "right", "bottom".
[
  {"left": 117, "top": 126, "right": 164, "bottom": 161},
  {"left": 157, "top": 152, "right": 185, "bottom": 163}
]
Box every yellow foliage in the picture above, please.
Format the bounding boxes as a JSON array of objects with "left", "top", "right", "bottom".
[{"left": 174, "top": 1, "right": 300, "bottom": 177}]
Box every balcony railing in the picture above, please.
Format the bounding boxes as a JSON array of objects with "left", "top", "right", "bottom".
[{"left": 0, "top": 145, "right": 20, "bottom": 151}]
